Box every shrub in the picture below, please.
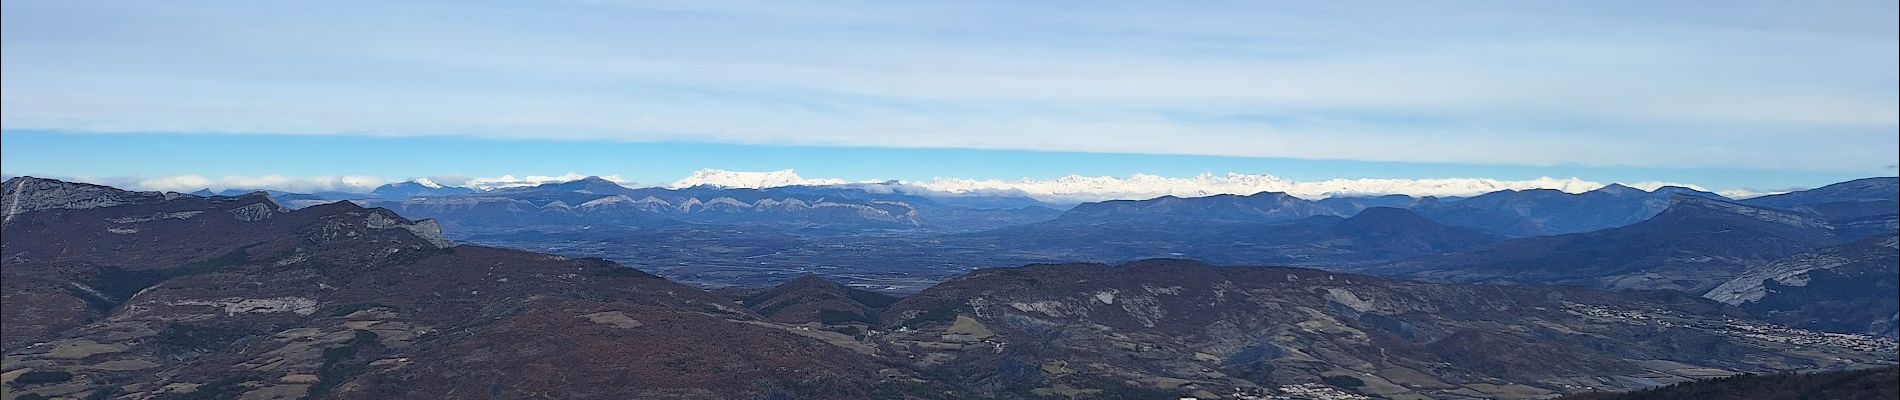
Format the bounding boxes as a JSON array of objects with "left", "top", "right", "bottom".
[
  {"left": 817, "top": 309, "right": 874, "bottom": 325},
  {"left": 844, "top": 289, "right": 898, "bottom": 308},
  {"left": 901, "top": 306, "right": 958, "bottom": 328},
  {"left": 11, "top": 370, "right": 73, "bottom": 385},
  {"left": 310, "top": 330, "right": 386, "bottom": 397}
]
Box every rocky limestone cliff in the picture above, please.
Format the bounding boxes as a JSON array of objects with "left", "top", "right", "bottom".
[
  {"left": 1703, "top": 234, "right": 1899, "bottom": 336},
  {"left": 2, "top": 176, "right": 184, "bottom": 226}
]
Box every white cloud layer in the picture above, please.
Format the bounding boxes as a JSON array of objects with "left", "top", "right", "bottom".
[{"left": 35, "top": 174, "right": 390, "bottom": 194}]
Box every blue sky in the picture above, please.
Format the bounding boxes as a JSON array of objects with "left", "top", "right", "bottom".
[{"left": 3, "top": 1, "right": 1896, "bottom": 194}]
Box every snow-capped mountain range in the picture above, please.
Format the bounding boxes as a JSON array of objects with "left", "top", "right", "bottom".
[
  {"left": 32, "top": 169, "right": 1773, "bottom": 203},
  {"left": 668, "top": 169, "right": 848, "bottom": 189},
  {"left": 663, "top": 169, "right": 1749, "bottom": 202}
]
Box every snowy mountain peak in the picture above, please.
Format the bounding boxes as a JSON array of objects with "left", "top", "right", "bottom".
[
  {"left": 1592, "top": 183, "right": 1639, "bottom": 195},
  {"left": 371, "top": 178, "right": 477, "bottom": 198},
  {"left": 668, "top": 169, "right": 846, "bottom": 189},
  {"left": 462, "top": 173, "right": 630, "bottom": 190}
]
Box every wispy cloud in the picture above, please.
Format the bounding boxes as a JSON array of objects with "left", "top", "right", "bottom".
[
  {"left": 31, "top": 174, "right": 389, "bottom": 194},
  {"left": 17, "top": 173, "right": 628, "bottom": 193},
  {"left": 3, "top": 1, "right": 1894, "bottom": 171}
]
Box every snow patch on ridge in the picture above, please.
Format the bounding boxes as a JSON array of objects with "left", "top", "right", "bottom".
[{"left": 579, "top": 195, "right": 635, "bottom": 208}]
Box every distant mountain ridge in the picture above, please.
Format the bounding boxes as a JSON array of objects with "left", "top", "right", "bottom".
[
  {"left": 1054, "top": 192, "right": 1343, "bottom": 224},
  {"left": 1743, "top": 177, "right": 1898, "bottom": 209},
  {"left": 368, "top": 178, "right": 477, "bottom": 198},
  {"left": 173, "top": 174, "right": 1894, "bottom": 243},
  {"left": 1741, "top": 177, "right": 1899, "bottom": 239},
  {"left": 357, "top": 176, "right": 1064, "bottom": 234},
  {"left": 1406, "top": 183, "right": 1730, "bottom": 237},
  {"left": 1366, "top": 196, "right": 1845, "bottom": 292},
  {"left": 970, "top": 206, "right": 1501, "bottom": 266},
  {"left": 1039, "top": 183, "right": 1733, "bottom": 238},
  {"left": 394, "top": 175, "right": 1888, "bottom": 297}
]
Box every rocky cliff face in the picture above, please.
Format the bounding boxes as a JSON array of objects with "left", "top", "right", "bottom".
[
  {"left": 1704, "top": 234, "right": 1900, "bottom": 336},
  {"left": 2, "top": 177, "right": 183, "bottom": 226}
]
